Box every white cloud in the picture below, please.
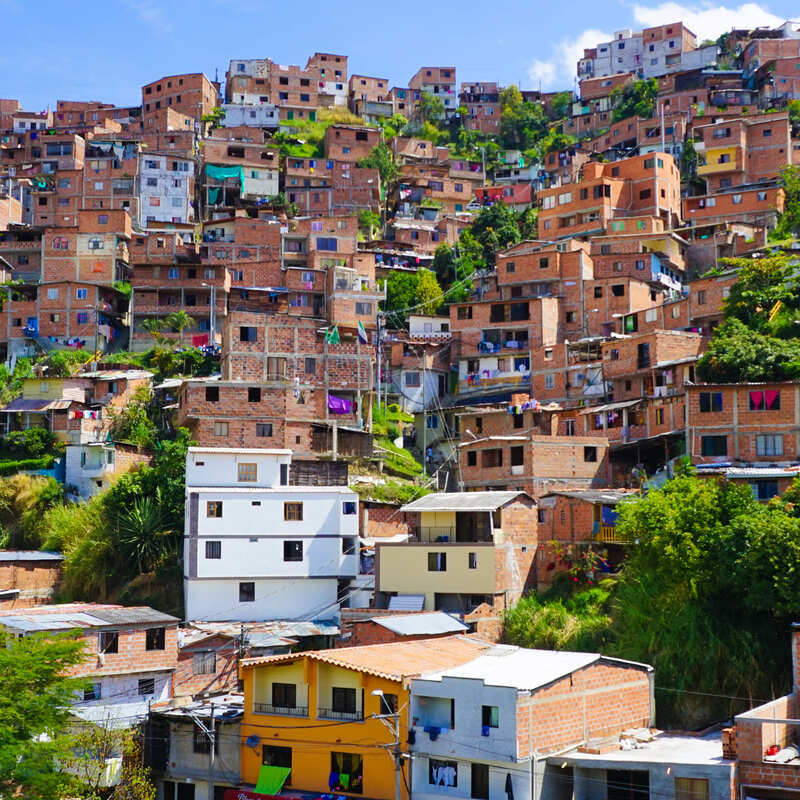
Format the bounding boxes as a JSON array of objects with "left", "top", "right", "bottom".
[
  {"left": 528, "top": 28, "right": 611, "bottom": 90},
  {"left": 527, "top": 2, "right": 783, "bottom": 90},
  {"left": 128, "top": 0, "right": 173, "bottom": 35},
  {"left": 632, "top": 2, "right": 783, "bottom": 42}
]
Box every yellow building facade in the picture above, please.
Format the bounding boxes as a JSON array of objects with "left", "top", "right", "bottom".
[{"left": 239, "top": 638, "right": 490, "bottom": 799}]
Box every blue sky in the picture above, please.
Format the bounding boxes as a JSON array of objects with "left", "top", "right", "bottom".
[{"left": 0, "top": 0, "right": 796, "bottom": 110}]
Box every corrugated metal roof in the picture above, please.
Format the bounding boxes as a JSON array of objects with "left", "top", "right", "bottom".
[
  {"left": 579, "top": 399, "right": 642, "bottom": 415},
  {"left": 0, "top": 603, "right": 178, "bottom": 632},
  {"left": 419, "top": 646, "right": 652, "bottom": 690},
  {"left": 400, "top": 491, "right": 531, "bottom": 513},
  {"left": 0, "top": 550, "right": 63, "bottom": 562},
  {"left": 388, "top": 594, "right": 425, "bottom": 611},
  {"left": 179, "top": 619, "right": 340, "bottom": 649},
  {"left": 724, "top": 466, "right": 799, "bottom": 479},
  {"left": 372, "top": 612, "right": 468, "bottom": 636},
  {"left": 0, "top": 398, "right": 53, "bottom": 412},
  {"left": 541, "top": 490, "right": 636, "bottom": 505},
  {"left": 241, "top": 635, "right": 491, "bottom": 680}
]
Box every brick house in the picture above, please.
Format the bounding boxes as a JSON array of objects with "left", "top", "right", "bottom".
[
  {"left": 141, "top": 73, "right": 217, "bottom": 131},
  {"left": 686, "top": 382, "right": 800, "bottom": 499},
  {"left": 0, "top": 603, "right": 178, "bottom": 724},
  {"left": 342, "top": 611, "right": 468, "bottom": 647},
  {"left": 459, "top": 82, "right": 501, "bottom": 134},
  {"left": 0, "top": 551, "right": 63, "bottom": 608},
  {"left": 410, "top": 646, "right": 654, "bottom": 800},
  {"left": 538, "top": 153, "right": 682, "bottom": 239},
  {"left": 375, "top": 490, "right": 538, "bottom": 614}
]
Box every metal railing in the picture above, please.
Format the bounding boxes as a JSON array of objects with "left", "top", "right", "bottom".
[
  {"left": 253, "top": 703, "right": 308, "bottom": 717},
  {"left": 317, "top": 707, "right": 363, "bottom": 721}
]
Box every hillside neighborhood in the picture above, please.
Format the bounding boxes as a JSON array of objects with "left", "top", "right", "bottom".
[{"left": 4, "top": 13, "right": 800, "bottom": 800}]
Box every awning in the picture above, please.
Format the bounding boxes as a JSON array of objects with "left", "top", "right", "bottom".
[
  {"left": 0, "top": 398, "right": 51, "bottom": 413},
  {"left": 579, "top": 399, "right": 642, "bottom": 415},
  {"left": 254, "top": 765, "right": 291, "bottom": 796}
]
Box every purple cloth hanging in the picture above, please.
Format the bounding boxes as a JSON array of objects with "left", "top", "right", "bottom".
[{"left": 328, "top": 395, "right": 353, "bottom": 414}]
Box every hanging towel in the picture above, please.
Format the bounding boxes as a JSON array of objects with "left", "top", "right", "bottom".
[
  {"left": 192, "top": 333, "right": 209, "bottom": 347},
  {"left": 339, "top": 774, "right": 350, "bottom": 790},
  {"left": 328, "top": 395, "right": 352, "bottom": 414},
  {"left": 328, "top": 772, "right": 339, "bottom": 789},
  {"left": 481, "top": 725, "right": 491, "bottom": 736},
  {"left": 427, "top": 726, "right": 441, "bottom": 741}
]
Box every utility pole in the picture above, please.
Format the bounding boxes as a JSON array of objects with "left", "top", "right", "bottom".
[
  {"left": 372, "top": 690, "right": 403, "bottom": 800},
  {"left": 376, "top": 312, "right": 383, "bottom": 413},
  {"left": 190, "top": 703, "right": 217, "bottom": 800}
]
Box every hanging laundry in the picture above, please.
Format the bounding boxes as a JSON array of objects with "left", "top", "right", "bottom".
[
  {"left": 327, "top": 395, "right": 353, "bottom": 414},
  {"left": 192, "top": 333, "right": 209, "bottom": 347}
]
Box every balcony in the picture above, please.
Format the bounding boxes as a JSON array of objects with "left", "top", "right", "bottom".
[
  {"left": 317, "top": 707, "right": 364, "bottom": 722},
  {"left": 420, "top": 526, "right": 456, "bottom": 542},
  {"left": 593, "top": 522, "right": 629, "bottom": 544},
  {"left": 253, "top": 703, "right": 309, "bottom": 717}
]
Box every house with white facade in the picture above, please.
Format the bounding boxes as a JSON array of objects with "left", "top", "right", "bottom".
[
  {"left": 220, "top": 103, "right": 279, "bottom": 128},
  {"left": 183, "top": 447, "right": 359, "bottom": 622},
  {"left": 139, "top": 153, "right": 194, "bottom": 225}
]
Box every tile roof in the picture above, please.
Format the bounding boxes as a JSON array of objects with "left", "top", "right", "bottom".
[{"left": 241, "top": 635, "right": 491, "bottom": 680}]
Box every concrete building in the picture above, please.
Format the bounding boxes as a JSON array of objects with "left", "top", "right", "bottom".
[
  {"left": 410, "top": 647, "right": 654, "bottom": 800},
  {"left": 138, "top": 153, "right": 194, "bottom": 226},
  {"left": 183, "top": 447, "right": 359, "bottom": 622},
  {"left": 375, "top": 491, "right": 538, "bottom": 614},
  {"left": 219, "top": 102, "right": 278, "bottom": 128}
]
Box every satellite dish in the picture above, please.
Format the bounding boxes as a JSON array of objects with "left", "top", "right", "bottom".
[{"left": 246, "top": 735, "right": 261, "bottom": 748}]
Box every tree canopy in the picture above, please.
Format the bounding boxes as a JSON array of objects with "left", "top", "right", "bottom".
[{"left": 610, "top": 78, "right": 658, "bottom": 122}]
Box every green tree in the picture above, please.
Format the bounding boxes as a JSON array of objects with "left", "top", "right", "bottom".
[
  {"left": 357, "top": 143, "right": 400, "bottom": 218},
  {"left": 468, "top": 203, "right": 522, "bottom": 266},
  {"left": 140, "top": 318, "right": 166, "bottom": 346},
  {"left": 696, "top": 318, "right": 800, "bottom": 383},
  {"left": 383, "top": 272, "right": 419, "bottom": 327},
  {"left": 776, "top": 164, "right": 800, "bottom": 238},
  {"left": 431, "top": 243, "right": 459, "bottom": 287},
  {"left": 415, "top": 269, "right": 443, "bottom": 315},
  {"left": 0, "top": 630, "right": 88, "bottom": 799},
  {"left": 499, "top": 85, "right": 548, "bottom": 151},
  {"left": 516, "top": 207, "right": 538, "bottom": 240},
  {"left": 0, "top": 474, "right": 64, "bottom": 549},
  {"left": 106, "top": 385, "right": 158, "bottom": 449},
  {"left": 548, "top": 91, "right": 573, "bottom": 121},
  {"left": 358, "top": 209, "right": 381, "bottom": 240},
  {"left": 610, "top": 78, "right": 658, "bottom": 122},
  {"left": 418, "top": 92, "right": 445, "bottom": 123},
  {"left": 165, "top": 310, "right": 195, "bottom": 336},
  {"left": 721, "top": 252, "right": 798, "bottom": 331}
]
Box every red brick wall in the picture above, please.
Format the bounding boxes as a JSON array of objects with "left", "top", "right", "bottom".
[
  {"left": 174, "top": 635, "right": 240, "bottom": 697},
  {"left": 516, "top": 660, "right": 652, "bottom": 757},
  {"left": 0, "top": 561, "right": 62, "bottom": 608}
]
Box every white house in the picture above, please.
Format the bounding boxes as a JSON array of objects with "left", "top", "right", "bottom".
[
  {"left": 221, "top": 103, "right": 279, "bottom": 128},
  {"left": 183, "top": 448, "right": 359, "bottom": 622},
  {"left": 138, "top": 154, "right": 194, "bottom": 225}
]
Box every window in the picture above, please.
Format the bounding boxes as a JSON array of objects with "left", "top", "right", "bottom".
[
  {"left": 214, "top": 421, "right": 228, "bottom": 437},
  {"left": 77, "top": 312, "right": 88, "bottom": 324},
  {"left": 565, "top": 420, "right": 575, "bottom": 436},
  {"left": 468, "top": 552, "right": 477, "bottom": 569},
  {"left": 584, "top": 446, "right": 597, "bottom": 462},
  {"left": 701, "top": 436, "right": 727, "bottom": 456},
  {"left": 47, "top": 288, "right": 58, "bottom": 300},
  {"left": 146, "top": 627, "right": 165, "bottom": 651},
  {"left": 467, "top": 451, "right": 477, "bottom": 467},
  {"left": 138, "top": 678, "right": 155, "bottom": 696},
  {"left": 639, "top": 189, "right": 651, "bottom": 200},
  {"left": 505, "top": 261, "right": 515, "bottom": 273},
  {"left": 566, "top": 311, "right": 575, "bottom": 323},
  {"left": 207, "top": 501, "right": 223, "bottom": 518},
  {"left": 331, "top": 753, "right": 362, "bottom": 794},
  {"left": 472, "top": 764, "right": 489, "bottom": 800},
  {"left": 264, "top": 746, "right": 293, "bottom": 783},
  {"left": 355, "top": 301, "right": 372, "bottom": 315},
  {"left": 752, "top": 481, "right": 779, "bottom": 501},
  {"left": 405, "top": 371, "right": 421, "bottom": 387},
  {"left": 283, "top": 541, "right": 303, "bottom": 561},
  {"left": 332, "top": 686, "right": 357, "bottom": 715},
  {"left": 457, "top": 306, "right": 473, "bottom": 320},
  {"left": 343, "top": 501, "right": 357, "bottom": 515},
  {"left": 481, "top": 705, "right": 499, "bottom": 728},
  {"left": 238, "top": 462, "right": 257, "bottom": 482},
  {"left": 248, "top": 387, "right": 261, "bottom": 403},
  {"left": 429, "top": 759, "right": 457, "bottom": 788},
  {"left": 675, "top": 777, "right": 709, "bottom": 800},
  {"left": 654, "top": 408, "right": 664, "bottom": 425},
  {"left": 428, "top": 552, "right": 447, "bottom": 571},
  {"left": 239, "top": 582, "right": 255, "bottom": 602},
  {"left": 699, "top": 392, "right": 722, "bottom": 413},
  {"left": 256, "top": 423, "right": 273, "bottom": 437},
  {"left": 342, "top": 537, "right": 357, "bottom": 555},
  {"left": 240, "top": 326, "right": 258, "bottom": 342},
  {"left": 99, "top": 631, "right": 118, "bottom": 654},
  {"left": 762, "top": 128, "right": 772, "bottom": 137},
  {"left": 544, "top": 373, "right": 555, "bottom": 390},
  {"left": 205, "top": 540, "right": 221, "bottom": 559},
  {"left": 756, "top": 434, "right": 783, "bottom": 457},
  {"left": 611, "top": 284, "right": 625, "bottom": 297},
  {"left": 83, "top": 683, "right": 101, "bottom": 701},
  {"left": 205, "top": 386, "right": 219, "bottom": 402},
  {"left": 284, "top": 502, "right": 303, "bottom": 521},
  {"left": 53, "top": 236, "right": 69, "bottom": 250},
  {"left": 594, "top": 286, "right": 603, "bottom": 298},
  {"left": 749, "top": 390, "right": 780, "bottom": 411}
]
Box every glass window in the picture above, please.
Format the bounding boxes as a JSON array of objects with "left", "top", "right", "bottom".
[
  {"left": 239, "top": 582, "right": 255, "bottom": 602},
  {"left": 205, "top": 540, "right": 221, "bottom": 559},
  {"left": 238, "top": 463, "right": 257, "bottom": 482},
  {"left": 283, "top": 541, "right": 303, "bottom": 561},
  {"left": 206, "top": 501, "right": 223, "bottom": 518},
  {"left": 193, "top": 651, "right": 216, "bottom": 674},
  {"left": 284, "top": 502, "right": 303, "bottom": 521},
  {"left": 145, "top": 627, "right": 165, "bottom": 651}
]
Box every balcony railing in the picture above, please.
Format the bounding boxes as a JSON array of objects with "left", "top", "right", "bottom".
[
  {"left": 253, "top": 703, "right": 309, "bottom": 717},
  {"left": 317, "top": 707, "right": 363, "bottom": 722},
  {"left": 420, "top": 526, "right": 456, "bottom": 542},
  {"left": 593, "top": 522, "right": 629, "bottom": 544}
]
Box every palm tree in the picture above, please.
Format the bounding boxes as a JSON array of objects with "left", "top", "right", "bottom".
[
  {"left": 140, "top": 317, "right": 166, "bottom": 345},
  {"left": 165, "top": 311, "right": 195, "bottom": 345},
  {"left": 116, "top": 492, "right": 175, "bottom": 574}
]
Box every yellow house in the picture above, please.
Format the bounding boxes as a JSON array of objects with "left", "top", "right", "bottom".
[{"left": 239, "top": 637, "right": 490, "bottom": 799}]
